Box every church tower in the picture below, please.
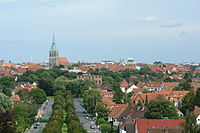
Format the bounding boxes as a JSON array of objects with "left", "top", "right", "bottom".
[{"left": 49, "top": 33, "right": 59, "bottom": 69}]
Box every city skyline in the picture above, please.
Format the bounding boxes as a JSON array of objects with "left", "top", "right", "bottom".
[{"left": 0, "top": 0, "right": 200, "bottom": 63}]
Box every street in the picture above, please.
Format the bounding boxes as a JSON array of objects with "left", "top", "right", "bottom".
[
  {"left": 25, "top": 98, "right": 54, "bottom": 133},
  {"left": 73, "top": 99, "right": 101, "bottom": 133}
]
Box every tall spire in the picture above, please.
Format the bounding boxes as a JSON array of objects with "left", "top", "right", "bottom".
[
  {"left": 52, "top": 32, "right": 55, "bottom": 44},
  {"left": 50, "top": 32, "right": 57, "bottom": 51}
]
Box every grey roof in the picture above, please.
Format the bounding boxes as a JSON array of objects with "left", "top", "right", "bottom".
[{"left": 50, "top": 33, "right": 58, "bottom": 51}]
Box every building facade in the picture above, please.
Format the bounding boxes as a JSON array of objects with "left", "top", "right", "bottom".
[{"left": 77, "top": 74, "right": 103, "bottom": 86}]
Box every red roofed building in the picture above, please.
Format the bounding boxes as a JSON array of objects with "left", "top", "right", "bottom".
[
  {"left": 131, "top": 90, "right": 189, "bottom": 107},
  {"left": 102, "top": 97, "right": 116, "bottom": 110},
  {"left": 135, "top": 119, "right": 184, "bottom": 133},
  {"left": 10, "top": 95, "right": 20, "bottom": 102},
  {"left": 58, "top": 57, "right": 69, "bottom": 66}
]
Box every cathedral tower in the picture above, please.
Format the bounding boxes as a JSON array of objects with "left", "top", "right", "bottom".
[{"left": 49, "top": 33, "right": 59, "bottom": 69}]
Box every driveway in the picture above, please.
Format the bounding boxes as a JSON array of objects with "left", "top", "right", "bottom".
[
  {"left": 25, "top": 98, "right": 54, "bottom": 133},
  {"left": 73, "top": 99, "right": 101, "bottom": 133}
]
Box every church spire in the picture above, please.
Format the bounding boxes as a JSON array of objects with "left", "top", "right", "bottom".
[
  {"left": 50, "top": 32, "right": 57, "bottom": 51},
  {"left": 53, "top": 32, "right": 55, "bottom": 44}
]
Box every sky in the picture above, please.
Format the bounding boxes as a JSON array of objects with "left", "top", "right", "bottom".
[{"left": 0, "top": 0, "right": 200, "bottom": 63}]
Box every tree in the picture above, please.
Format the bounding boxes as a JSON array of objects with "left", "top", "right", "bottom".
[
  {"left": 181, "top": 112, "right": 200, "bottom": 133},
  {"left": 145, "top": 98, "right": 179, "bottom": 119},
  {"left": 31, "top": 88, "right": 47, "bottom": 104},
  {"left": 0, "top": 93, "right": 15, "bottom": 133},
  {"left": 145, "top": 95, "right": 149, "bottom": 106},
  {"left": 101, "top": 124, "right": 112, "bottom": 133},
  {"left": 173, "top": 80, "right": 193, "bottom": 91},
  {"left": 113, "top": 89, "right": 125, "bottom": 104},
  {"left": 196, "top": 88, "right": 200, "bottom": 107},
  {"left": 38, "top": 79, "right": 54, "bottom": 96},
  {"left": 83, "top": 89, "right": 101, "bottom": 115},
  {"left": 14, "top": 103, "right": 37, "bottom": 132},
  {"left": 179, "top": 92, "right": 196, "bottom": 115},
  {"left": 0, "top": 93, "right": 12, "bottom": 113},
  {"left": 95, "top": 102, "right": 108, "bottom": 119}
]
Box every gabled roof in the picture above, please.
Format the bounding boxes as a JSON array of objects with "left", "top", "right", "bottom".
[
  {"left": 117, "top": 105, "right": 148, "bottom": 122},
  {"left": 194, "top": 106, "right": 200, "bottom": 116},
  {"left": 108, "top": 104, "right": 128, "bottom": 119},
  {"left": 120, "top": 80, "right": 129, "bottom": 87},
  {"left": 136, "top": 119, "right": 184, "bottom": 133}
]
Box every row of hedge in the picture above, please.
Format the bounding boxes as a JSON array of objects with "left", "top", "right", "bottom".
[
  {"left": 43, "top": 91, "right": 64, "bottom": 133},
  {"left": 64, "top": 90, "right": 87, "bottom": 133}
]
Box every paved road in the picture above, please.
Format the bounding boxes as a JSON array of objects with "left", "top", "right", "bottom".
[
  {"left": 73, "top": 99, "right": 101, "bottom": 133},
  {"left": 25, "top": 98, "right": 54, "bottom": 133}
]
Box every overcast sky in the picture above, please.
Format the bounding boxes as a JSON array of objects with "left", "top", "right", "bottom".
[{"left": 0, "top": 0, "right": 200, "bottom": 63}]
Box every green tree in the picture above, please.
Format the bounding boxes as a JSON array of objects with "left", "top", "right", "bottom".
[
  {"left": 179, "top": 92, "right": 196, "bottom": 115},
  {"left": 38, "top": 79, "right": 54, "bottom": 96},
  {"left": 14, "top": 103, "right": 37, "bottom": 132},
  {"left": 145, "top": 98, "right": 179, "bottom": 119},
  {"left": 95, "top": 102, "right": 108, "bottom": 119},
  {"left": 195, "top": 88, "right": 200, "bottom": 107},
  {"left": 113, "top": 89, "right": 125, "bottom": 104},
  {"left": 101, "top": 124, "right": 112, "bottom": 133},
  {"left": 0, "top": 93, "right": 15, "bottom": 133},
  {"left": 0, "top": 93, "right": 12, "bottom": 112},
  {"left": 83, "top": 89, "right": 101, "bottom": 115},
  {"left": 31, "top": 88, "right": 47, "bottom": 104},
  {"left": 181, "top": 112, "right": 200, "bottom": 133}
]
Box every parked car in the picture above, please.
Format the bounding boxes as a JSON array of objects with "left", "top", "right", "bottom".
[
  {"left": 90, "top": 125, "right": 96, "bottom": 129},
  {"left": 80, "top": 121, "right": 85, "bottom": 124}
]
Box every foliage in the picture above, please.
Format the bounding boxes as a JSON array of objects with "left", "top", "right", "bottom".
[
  {"left": 43, "top": 90, "right": 64, "bottom": 133},
  {"left": 14, "top": 103, "right": 37, "bottom": 132},
  {"left": 0, "top": 93, "right": 12, "bottom": 113},
  {"left": 196, "top": 88, "right": 200, "bottom": 107},
  {"left": 173, "top": 80, "right": 193, "bottom": 91},
  {"left": 95, "top": 102, "right": 108, "bottom": 119},
  {"left": 181, "top": 112, "right": 200, "bottom": 133},
  {"left": 179, "top": 92, "right": 196, "bottom": 115},
  {"left": 0, "top": 77, "right": 15, "bottom": 96},
  {"left": 83, "top": 89, "right": 101, "bottom": 115},
  {"left": 31, "top": 88, "right": 47, "bottom": 104},
  {"left": 101, "top": 124, "right": 112, "bottom": 133},
  {"left": 0, "top": 93, "right": 15, "bottom": 133},
  {"left": 145, "top": 98, "right": 179, "bottom": 119},
  {"left": 0, "top": 110, "right": 15, "bottom": 133},
  {"left": 113, "top": 88, "right": 125, "bottom": 104}
]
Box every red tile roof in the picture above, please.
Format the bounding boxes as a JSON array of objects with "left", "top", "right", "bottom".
[
  {"left": 10, "top": 95, "right": 20, "bottom": 102},
  {"left": 58, "top": 57, "right": 69, "bottom": 63},
  {"left": 136, "top": 119, "right": 184, "bottom": 133},
  {"left": 109, "top": 104, "right": 128, "bottom": 119},
  {"left": 194, "top": 106, "right": 200, "bottom": 116},
  {"left": 120, "top": 80, "right": 129, "bottom": 87}
]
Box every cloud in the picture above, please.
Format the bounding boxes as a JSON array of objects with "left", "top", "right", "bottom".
[
  {"left": 140, "top": 16, "right": 159, "bottom": 22},
  {"left": 0, "top": 39, "right": 24, "bottom": 45},
  {"left": 161, "top": 21, "right": 184, "bottom": 28}
]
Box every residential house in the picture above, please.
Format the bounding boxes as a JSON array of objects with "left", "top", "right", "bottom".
[
  {"left": 102, "top": 97, "right": 116, "bottom": 110},
  {"left": 135, "top": 119, "right": 184, "bottom": 133},
  {"left": 120, "top": 80, "right": 138, "bottom": 93},
  {"left": 100, "top": 91, "right": 114, "bottom": 98},
  {"left": 109, "top": 105, "right": 147, "bottom": 130},
  {"left": 194, "top": 106, "right": 200, "bottom": 125},
  {"left": 131, "top": 90, "right": 189, "bottom": 107}
]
